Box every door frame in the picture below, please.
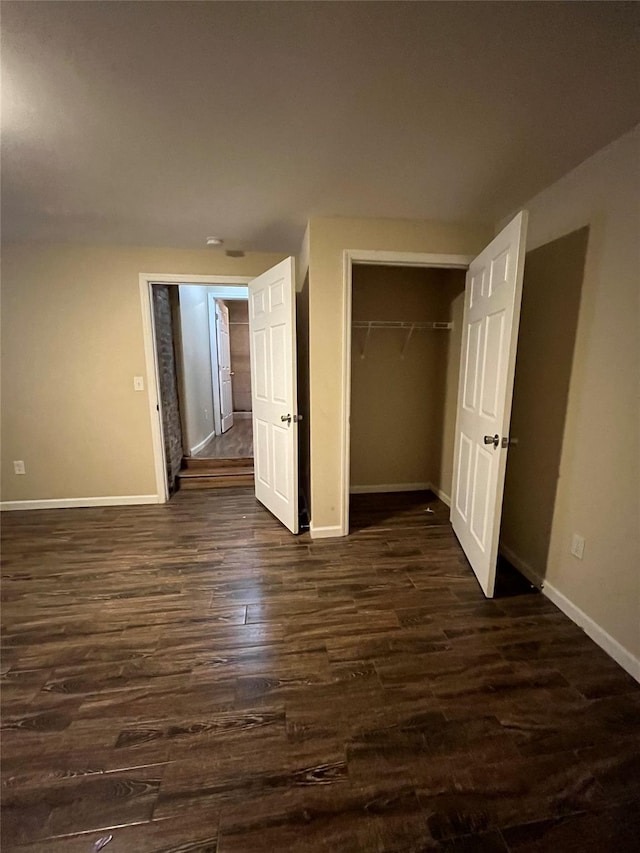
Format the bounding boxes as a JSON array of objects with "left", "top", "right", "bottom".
[
  {"left": 340, "top": 250, "right": 474, "bottom": 536},
  {"left": 207, "top": 292, "right": 223, "bottom": 437},
  {"left": 139, "top": 274, "right": 251, "bottom": 502}
]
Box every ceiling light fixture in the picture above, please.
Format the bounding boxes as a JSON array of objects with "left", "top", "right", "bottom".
[{"left": 206, "top": 236, "right": 223, "bottom": 246}]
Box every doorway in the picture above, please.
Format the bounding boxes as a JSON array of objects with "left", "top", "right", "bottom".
[
  {"left": 144, "top": 277, "right": 253, "bottom": 498},
  {"left": 341, "top": 251, "right": 472, "bottom": 536},
  {"left": 349, "top": 264, "right": 466, "bottom": 505},
  {"left": 140, "top": 259, "right": 301, "bottom": 535}
]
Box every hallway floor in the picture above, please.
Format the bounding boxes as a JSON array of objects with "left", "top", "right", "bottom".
[
  {"left": 192, "top": 418, "right": 253, "bottom": 460},
  {"left": 1, "top": 490, "right": 639, "bottom": 851}
]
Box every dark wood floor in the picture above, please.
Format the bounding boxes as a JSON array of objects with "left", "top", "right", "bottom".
[
  {"left": 193, "top": 418, "right": 253, "bottom": 460},
  {"left": 1, "top": 490, "right": 639, "bottom": 852}
]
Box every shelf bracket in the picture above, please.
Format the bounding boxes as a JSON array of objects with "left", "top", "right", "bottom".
[
  {"left": 400, "top": 324, "right": 415, "bottom": 359},
  {"left": 360, "top": 322, "right": 373, "bottom": 359}
]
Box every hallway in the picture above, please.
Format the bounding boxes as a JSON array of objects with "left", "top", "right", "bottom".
[{"left": 192, "top": 418, "right": 253, "bottom": 460}]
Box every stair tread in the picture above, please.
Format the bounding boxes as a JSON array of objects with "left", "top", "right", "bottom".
[
  {"left": 179, "top": 469, "right": 253, "bottom": 478},
  {"left": 183, "top": 456, "right": 253, "bottom": 470}
]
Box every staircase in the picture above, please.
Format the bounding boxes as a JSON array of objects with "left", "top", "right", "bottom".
[{"left": 177, "top": 456, "right": 254, "bottom": 490}]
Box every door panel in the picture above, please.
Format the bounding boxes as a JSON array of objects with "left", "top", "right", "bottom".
[
  {"left": 451, "top": 211, "right": 528, "bottom": 596},
  {"left": 216, "top": 301, "right": 234, "bottom": 433},
  {"left": 248, "top": 257, "right": 299, "bottom": 534}
]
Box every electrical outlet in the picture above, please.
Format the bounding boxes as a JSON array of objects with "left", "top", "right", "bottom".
[
  {"left": 570, "top": 533, "right": 585, "bottom": 560},
  {"left": 133, "top": 376, "right": 145, "bottom": 391},
  {"left": 13, "top": 460, "right": 26, "bottom": 475}
]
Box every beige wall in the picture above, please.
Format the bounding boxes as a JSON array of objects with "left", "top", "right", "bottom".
[
  {"left": 514, "top": 125, "right": 639, "bottom": 660},
  {"left": 349, "top": 265, "right": 464, "bottom": 490},
  {"left": 500, "top": 228, "right": 588, "bottom": 581},
  {"left": 0, "top": 245, "right": 284, "bottom": 502},
  {"left": 177, "top": 284, "right": 215, "bottom": 453},
  {"left": 307, "top": 216, "right": 491, "bottom": 533}
]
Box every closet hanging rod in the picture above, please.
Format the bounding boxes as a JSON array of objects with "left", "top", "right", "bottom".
[{"left": 353, "top": 320, "right": 453, "bottom": 359}]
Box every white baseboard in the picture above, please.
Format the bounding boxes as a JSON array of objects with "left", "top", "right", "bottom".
[
  {"left": 498, "top": 542, "right": 638, "bottom": 683},
  {"left": 350, "top": 481, "right": 451, "bottom": 509},
  {"left": 542, "top": 579, "right": 640, "bottom": 683},
  {"left": 309, "top": 523, "right": 345, "bottom": 540},
  {"left": 190, "top": 428, "right": 216, "bottom": 456},
  {"left": 429, "top": 483, "right": 451, "bottom": 507},
  {"left": 233, "top": 412, "right": 252, "bottom": 420},
  {"left": 0, "top": 495, "right": 161, "bottom": 511},
  {"left": 498, "top": 543, "right": 543, "bottom": 589},
  {"left": 350, "top": 482, "right": 432, "bottom": 494}
]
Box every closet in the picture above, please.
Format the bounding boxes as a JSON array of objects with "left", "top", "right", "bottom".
[{"left": 349, "top": 264, "right": 466, "bottom": 505}]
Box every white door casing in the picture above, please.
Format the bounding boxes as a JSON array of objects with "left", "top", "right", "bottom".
[
  {"left": 215, "top": 300, "right": 234, "bottom": 433},
  {"left": 248, "top": 257, "right": 299, "bottom": 534},
  {"left": 450, "top": 211, "right": 528, "bottom": 596},
  {"left": 207, "top": 292, "right": 222, "bottom": 437}
]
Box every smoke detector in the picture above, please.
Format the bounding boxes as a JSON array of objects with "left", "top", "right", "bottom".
[{"left": 206, "top": 236, "right": 223, "bottom": 246}]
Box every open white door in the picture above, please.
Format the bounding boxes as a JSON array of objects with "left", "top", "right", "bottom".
[
  {"left": 215, "top": 301, "right": 234, "bottom": 433},
  {"left": 451, "top": 211, "right": 528, "bottom": 596},
  {"left": 248, "top": 257, "right": 299, "bottom": 533}
]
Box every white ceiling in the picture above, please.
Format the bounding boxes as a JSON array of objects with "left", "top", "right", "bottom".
[{"left": 2, "top": 1, "right": 639, "bottom": 253}]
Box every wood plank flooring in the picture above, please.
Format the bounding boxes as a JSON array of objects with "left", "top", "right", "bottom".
[
  {"left": 192, "top": 419, "right": 253, "bottom": 459},
  {"left": 1, "top": 489, "right": 639, "bottom": 852}
]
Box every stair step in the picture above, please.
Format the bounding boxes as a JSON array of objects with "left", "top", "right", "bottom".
[
  {"left": 177, "top": 463, "right": 254, "bottom": 490},
  {"left": 182, "top": 455, "right": 253, "bottom": 471},
  {"left": 178, "top": 473, "right": 255, "bottom": 490},
  {"left": 179, "top": 467, "right": 253, "bottom": 479}
]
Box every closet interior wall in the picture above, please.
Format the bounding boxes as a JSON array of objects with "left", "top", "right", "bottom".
[
  {"left": 227, "top": 300, "right": 252, "bottom": 413},
  {"left": 350, "top": 265, "right": 466, "bottom": 500}
]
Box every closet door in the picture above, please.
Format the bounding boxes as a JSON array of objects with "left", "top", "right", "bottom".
[{"left": 451, "top": 211, "right": 528, "bottom": 597}]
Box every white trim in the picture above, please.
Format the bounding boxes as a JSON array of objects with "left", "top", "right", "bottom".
[
  {"left": 310, "top": 523, "right": 345, "bottom": 540},
  {"left": 498, "top": 543, "right": 543, "bottom": 589},
  {"left": 429, "top": 483, "right": 451, "bottom": 507},
  {"left": 340, "top": 250, "right": 473, "bottom": 537},
  {"left": 143, "top": 274, "right": 252, "bottom": 286},
  {"left": 347, "top": 250, "right": 475, "bottom": 268},
  {"left": 205, "top": 285, "right": 249, "bottom": 300},
  {"left": 139, "top": 277, "right": 169, "bottom": 503},
  {"left": 340, "top": 250, "right": 354, "bottom": 537},
  {"left": 543, "top": 580, "right": 640, "bottom": 683},
  {"left": 139, "top": 273, "right": 252, "bottom": 505},
  {"left": 350, "top": 482, "right": 432, "bottom": 494},
  {"left": 498, "top": 543, "right": 639, "bottom": 683},
  {"left": 233, "top": 411, "right": 252, "bottom": 419},
  {"left": 208, "top": 293, "right": 223, "bottom": 437},
  {"left": 189, "top": 428, "right": 216, "bottom": 457},
  {"left": 0, "top": 495, "right": 161, "bottom": 511}
]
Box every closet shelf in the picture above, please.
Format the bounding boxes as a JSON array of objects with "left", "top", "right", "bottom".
[{"left": 352, "top": 320, "right": 453, "bottom": 359}]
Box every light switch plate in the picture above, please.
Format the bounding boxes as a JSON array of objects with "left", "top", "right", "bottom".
[
  {"left": 13, "top": 460, "right": 26, "bottom": 475},
  {"left": 570, "top": 533, "right": 585, "bottom": 560},
  {"left": 133, "top": 376, "right": 145, "bottom": 391}
]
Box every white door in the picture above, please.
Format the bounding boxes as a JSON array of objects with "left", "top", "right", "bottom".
[
  {"left": 248, "top": 257, "right": 299, "bottom": 534},
  {"left": 216, "top": 301, "right": 234, "bottom": 433},
  {"left": 451, "top": 211, "right": 528, "bottom": 596}
]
